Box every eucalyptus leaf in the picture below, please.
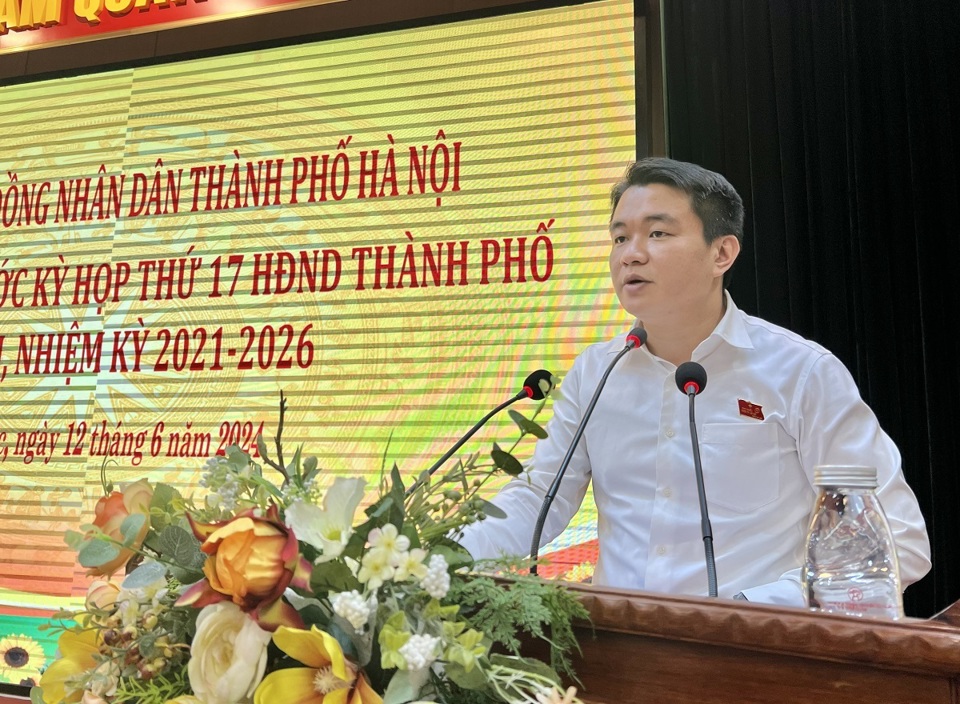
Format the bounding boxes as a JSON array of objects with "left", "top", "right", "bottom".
[
  {"left": 491, "top": 444, "right": 524, "bottom": 476},
  {"left": 64, "top": 529, "right": 87, "bottom": 550},
  {"left": 78, "top": 539, "right": 120, "bottom": 568},
  {"left": 122, "top": 561, "right": 168, "bottom": 590},
  {"left": 119, "top": 513, "right": 146, "bottom": 545},
  {"left": 225, "top": 444, "right": 247, "bottom": 464},
  {"left": 508, "top": 409, "right": 548, "bottom": 439}
]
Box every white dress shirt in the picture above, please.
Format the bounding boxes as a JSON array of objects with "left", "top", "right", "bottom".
[{"left": 459, "top": 295, "right": 931, "bottom": 606}]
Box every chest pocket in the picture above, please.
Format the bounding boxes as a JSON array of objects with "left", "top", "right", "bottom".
[{"left": 699, "top": 423, "right": 780, "bottom": 513}]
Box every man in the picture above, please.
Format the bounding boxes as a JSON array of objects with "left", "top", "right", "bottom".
[{"left": 459, "top": 157, "right": 931, "bottom": 606}]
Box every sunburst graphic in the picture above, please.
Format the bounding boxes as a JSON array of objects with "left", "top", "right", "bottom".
[{"left": 0, "top": 633, "right": 46, "bottom": 685}]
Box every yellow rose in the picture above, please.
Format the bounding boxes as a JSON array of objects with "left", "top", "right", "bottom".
[
  {"left": 88, "top": 479, "right": 153, "bottom": 576},
  {"left": 177, "top": 505, "right": 311, "bottom": 630},
  {"left": 165, "top": 698, "right": 205, "bottom": 704}
]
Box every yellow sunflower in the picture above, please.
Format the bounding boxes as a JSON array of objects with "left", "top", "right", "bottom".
[{"left": 0, "top": 633, "right": 47, "bottom": 685}]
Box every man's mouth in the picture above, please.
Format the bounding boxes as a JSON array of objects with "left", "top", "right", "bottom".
[{"left": 623, "top": 274, "right": 649, "bottom": 288}]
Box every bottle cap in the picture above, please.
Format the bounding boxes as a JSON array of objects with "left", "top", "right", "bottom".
[{"left": 813, "top": 465, "right": 878, "bottom": 489}]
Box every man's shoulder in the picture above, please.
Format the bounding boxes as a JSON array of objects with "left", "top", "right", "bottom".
[{"left": 736, "top": 308, "right": 830, "bottom": 357}]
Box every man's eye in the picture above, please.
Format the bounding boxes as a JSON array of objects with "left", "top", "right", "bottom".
[
  {"left": 650, "top": 230, "right": 667, "bottom": 238},
  {"left": 613, "top": 235, "right": 627, "bottom": 244}
]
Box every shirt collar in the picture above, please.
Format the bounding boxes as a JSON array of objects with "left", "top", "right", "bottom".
[{"left": 692, "top": 291, "right": 755, "bottom": 359}]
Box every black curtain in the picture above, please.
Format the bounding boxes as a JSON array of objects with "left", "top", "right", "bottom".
[{"left": 662, "top": 0, "right": 960, "bottom": 617}]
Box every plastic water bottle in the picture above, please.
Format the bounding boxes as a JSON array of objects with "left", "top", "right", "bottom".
[{"left": 803, "top": 465, "right": 903, "bottom": 619}]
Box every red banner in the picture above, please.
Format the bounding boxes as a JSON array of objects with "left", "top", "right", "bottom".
[{"left": 0, "top": 0, "right": 342, "bottom": 54}]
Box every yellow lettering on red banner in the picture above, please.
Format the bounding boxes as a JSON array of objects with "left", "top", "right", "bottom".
[
  {"left": 0, "top": 0, "right": 20, "bottom": 34},
  {"left": 1, "top": 0, "right": 62, "bottom": 33},
  {"left": 104, "top": 0, "right": 134, "bottom": 16},
  {"left": 73, "top": 0, "right": 102, "bottom": 23}
]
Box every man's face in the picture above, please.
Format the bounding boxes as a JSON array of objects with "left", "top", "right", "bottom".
[{"left": 608, "top": 183, "right": 726, "bottom": 326}]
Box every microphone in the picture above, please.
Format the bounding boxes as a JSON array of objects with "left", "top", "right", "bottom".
[
  {"left": 529, "top": 327, "right": 647, "bottom": 575},
  {"left": 405, "top": 369, "right": 555, "bottom": 496},
  {"left": 675, "top": 361, "right": 718, "bottom": 598}
]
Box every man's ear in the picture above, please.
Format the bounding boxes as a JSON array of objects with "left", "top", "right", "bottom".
[{"left": 713, "top": 234, "right": 741, "bottom": 276}]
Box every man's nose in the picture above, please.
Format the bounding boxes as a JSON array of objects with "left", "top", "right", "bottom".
[{"left": 621, "top": 236, "right": 647, "bottom": 264}]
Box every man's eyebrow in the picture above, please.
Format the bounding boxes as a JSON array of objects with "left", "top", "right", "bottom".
[{"left": 609, "top": 213, "right": 680, "bottom": 231}]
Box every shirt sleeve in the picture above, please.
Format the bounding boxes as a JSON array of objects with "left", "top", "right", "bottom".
[
  {"left": 797, "top": 353, "right": 931, "bottom": 588},
  {"left": 457, "top": 351, "right": 594, "bottom": 561}
]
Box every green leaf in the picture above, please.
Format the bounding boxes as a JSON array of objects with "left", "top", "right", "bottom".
[
  {"left": 64, "top": 530, "right": 87, "bottom": 550},
  {"left": 286, "top": 445, "right": 304, "bottom": 481},
  {"left": 150, "top": 483, "right": 182, "bottom": 513},
  {"left": 78, "top": 539, "right": 120, "bottom": 568},
  {"left": 400, "top": 521, "right": 421, "bottom": 550},
  {"left": 444, "top": 660, "right": 489, "bottom": 690},
  {"left": 382, "top": 667, "right": 432, "bottom": 704},
  {"left": 490, "top": 654, "right": 561, "bottom": 687},
  {"left": 122, "top": 561, "right": 168, "bottom": 590},
  {"left": 430, "top": 541, "right": 475, "bottom": 569},
  {"left": 119, "top": 513, "right": 146, "bottom": 545},
  {"left": 508, "top": 409, "right": 548, "bottom": 439},
  {"left": 256, "top": 433, "right": 270, "bottom": 463},
  {"left": 477, "top": 499, "right": 507, "bottom": 520},
  {"left": 310, "top": 559, "right": 362, "bottom": 594},
  {"left": 491, "top": 443, "right": 524, "bottom": 476},
  {"left": 157, "top": 525, "right": 205, "bottom": 569},
  {"left": 303, "top": 455, "right": 318, "bottom": 477},
  {"left": 149, "top": 487, "right": 179, "bottom": 530},
  {"left": 29, "top": 686, "right": 45, "bottom": 704}
]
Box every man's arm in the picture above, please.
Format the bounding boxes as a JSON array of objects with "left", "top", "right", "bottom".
[
  {"left": 457, "top": 354, "right": 593, "bottom": 561},
  {"left": 739, "top": 353, "right": 931, "bottom": 606}
]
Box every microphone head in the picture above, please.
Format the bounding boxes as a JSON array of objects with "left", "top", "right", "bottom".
[
  {"left": 675, "top": 361, "right": 707, "bottom": 395},
  {"left": 521, "top": 369, "right": 555, "bottom": 400},
  {"left": 625, "top": 326, "right": 648, "bottom": 349}
]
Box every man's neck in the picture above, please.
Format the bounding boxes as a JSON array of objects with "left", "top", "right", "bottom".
[{"left": 642, "top": 292, "right": 728, "bottom": 367}]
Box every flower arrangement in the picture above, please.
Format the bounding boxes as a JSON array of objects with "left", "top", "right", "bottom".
[{"left": 34, "top": 390, "right": 589, "bottom": 704}]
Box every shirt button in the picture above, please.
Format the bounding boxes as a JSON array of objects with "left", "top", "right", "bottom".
[
  {"left": 665, "top": 428, "right": 675, "bottom": 438},
  {"left": 656, "top": 545, "right": 667, "bottom": 556},
  {"left": 662, "top": 487, "right": 673, "bottom": 498}
]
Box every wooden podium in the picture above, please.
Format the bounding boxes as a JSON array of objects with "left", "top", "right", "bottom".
[
  {"left": 5, "top": 586, "right": 960, "bottom": 704},
  {"left": 542, "top": 583, "right": 960, "bottom": 704}
]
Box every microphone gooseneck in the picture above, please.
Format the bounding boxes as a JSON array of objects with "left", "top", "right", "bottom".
[
  {"left": 675, "top": 361, "right": 718, "bottom": 598},
  {"left": 405, "top": 369, "right": 554, "bottom": 496},
  {"left": 529, "top": 327, "right": 647, "bottom": 575}
]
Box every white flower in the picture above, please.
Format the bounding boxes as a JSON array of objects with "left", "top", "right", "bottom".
[
  {"left": 188, "top": 601, "right": 272, "bottom": 704},
  {"left": 116, "top": 597, "right": 140, "bottom": 627},
  {"left": 398, "top": 633, "right": 440, "bottom": 671},
  {"left": 535, "top": 685, "right": 580, "bottom": 704},
  {"left": 285, "top": 477, "right": 366, "bottom": 562},
  {"left": 358, "top": 548, "right": 396, "bottom": 590},
  {"left": 85, "top": 660, "right": 119, "bottom": 699},
  {"left": 420, "top": 554, "right": 451, "bottom": 599},
  {"left": 367, "top": 524, "right": 410, "bottom": 563},
  {"left": 394, "top": 548, "right": 429, "bottom": 582},
  {"left": 331, "top": 589, "right": 375, "bottom": 632}
]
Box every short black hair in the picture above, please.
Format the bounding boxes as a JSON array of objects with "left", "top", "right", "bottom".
[{"left": 610, "top": 158, "right": 744, "bottom": 286}]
